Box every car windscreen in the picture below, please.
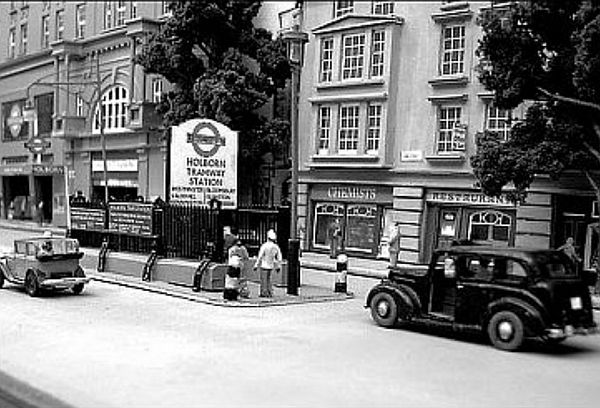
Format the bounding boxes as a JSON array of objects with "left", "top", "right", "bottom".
[{"left": 534, "top": 252, "right": 578, "bottom": 278}]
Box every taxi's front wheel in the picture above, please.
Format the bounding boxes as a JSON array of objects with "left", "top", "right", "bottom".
[
  {"left": 487, "top": 311, "right": 524, "bottom": 351},
  {"left": 25, "top": 273, "right": 40, "bottom": 297},
  {"left": 72, "top": 283, "right": 84, "bottom": 295}
]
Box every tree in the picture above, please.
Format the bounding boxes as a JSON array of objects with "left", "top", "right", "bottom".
[
  {"left": 471, "top": 0, "right": 600, "bottom": 204},
  {"left": 134, "top": 0, "right": 291, "bottom": 202}
]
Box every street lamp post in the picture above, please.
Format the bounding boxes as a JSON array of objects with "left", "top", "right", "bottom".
[{"left": 282, "top": 26, "right": 308, "bottom": 296}]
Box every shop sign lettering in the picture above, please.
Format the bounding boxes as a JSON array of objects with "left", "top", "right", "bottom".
[
  {"left": 427, "top": 191, "right": 515, "bottom": 207},
  {"left": 328, "top": 186, "right": 376, "bottom": 201}
]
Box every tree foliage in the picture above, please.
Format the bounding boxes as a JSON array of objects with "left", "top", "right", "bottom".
[
  {"left": 134, "top": 0, "right": 292, "bottom": 186},
  {"left": 472, "top": 0, "right": 600, "bottom": 203}
]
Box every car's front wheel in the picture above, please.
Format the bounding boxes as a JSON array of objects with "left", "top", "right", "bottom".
[
  {"left": 370, "top": 292, "right": 398, "bottom": 328},
  {"left": 25, "top": 272, "right": 40, "bottom": 297},
  {"left": 487, "top": 311, "right": 525, "bottom": 351},
  {"left": 72, "top": 283, "right": 85, "bottom": 295}
]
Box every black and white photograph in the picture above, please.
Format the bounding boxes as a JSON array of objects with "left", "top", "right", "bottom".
[{"left": 0, "top": 1, "right": 599, "bottom": 407}]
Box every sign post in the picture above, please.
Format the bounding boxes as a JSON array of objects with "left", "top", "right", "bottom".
[{"left": 169, "top": 119, "right": 238, "bottom": 208}]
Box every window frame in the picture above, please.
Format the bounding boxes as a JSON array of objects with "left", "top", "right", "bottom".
[
  {"left": 334, "top": 0, "right": 354, "bottom": 18},
  {"left": 372, "top": 1, "right": 394, "bottom": 15},
  {"left": 151, "top": 78, "right": 163, "bottom": 103},
  {"left": 41, "top": 14, "right": 50, "bottom": 48},
  {"left": 92, "top": 85, "right": 130, "bottom": 134},
  {"left": 436, "top": 105, "right": 463, "bottom": 154},
  {"left": 319, "top": 37, "right": 334, "bottom": 83},
  {"left": 440, "top": 24, "right": 466, "bottom": 76},
  {"left": 8, "top": 27, "right": 17, "bottom": 59},
  {"left": 104, "top": 2, "right": 114, "bottom": 30},
  {"left": 116, "top": 0, "right": 127, "bottom": 26},
  {"left": 338, "top": 104, "right": 360, "bottom": 154},
  {"left": 369, "top": 29, "right": 385, "bottom": 78},
  {"left": 366, "top": 103, "right": 382, "bottom": 154},
  {"left": 19, "top": 23, "right": 28, "bottom": 55},
  {"left": 341, "top": 33, "right": 366, "bottom": 81},
  {"left": 485, "top": 104, "right": 512, "bottom": 141},
  {"left": 75, "top": 3, "right": 86, "bottom": 39},
  {"left": 55, "top": 9, "right": 64, "bottom": 41},
  {"left": 317, "top": 105, "right": 332, "bottom": 155}
]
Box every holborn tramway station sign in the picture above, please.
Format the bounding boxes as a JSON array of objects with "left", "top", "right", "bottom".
[{"left": 170, "top": 118, "right": 238, "bottom": 209}]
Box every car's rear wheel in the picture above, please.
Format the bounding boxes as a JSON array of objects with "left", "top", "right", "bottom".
[
  {"left": 25, "top": 272, "right": 40, "bottom": 297},
  {"left": 487, "top": 311, "right": 524, "bottom": 351},
  {"left": 72, "top": 283, "right": 84, "bottom": 295},
  {"left": 370, "top": 292, "right": 398, "bottom": 328}
]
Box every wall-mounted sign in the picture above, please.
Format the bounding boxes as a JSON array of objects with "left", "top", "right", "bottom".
[
  {"left": 426, "top": 190, "right": 515, "bottom": 207},
  {"left": 32, "top": 165, "right": 64, "bottom": 175},
  {"left": 170, "top": 118, "right": 238, "bottom": 208},
  {"left": 92, "top": 159, "right": 138, "bottom": 172},
  {"left": 328, "top": 186, "right": 377, "bottom": 201},
  {"left": 401, "top": 150, "right": 423, "bottom": 162},
  {"left": 24, "top": 137, "right": 51, "bottom": 154},
  {"left": 2, "top": 100, "right": 29, "bottom": 141}
]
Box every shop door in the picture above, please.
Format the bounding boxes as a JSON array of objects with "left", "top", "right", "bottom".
[
  {"left": 559, "top": 216, "right": 586, "bottom": 258},
  {"left": 437, "top": 208, "right": 459, "bottom": 249}
]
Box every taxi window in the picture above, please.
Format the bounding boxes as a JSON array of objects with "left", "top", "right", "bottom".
[
  {"left": 462, "top": 256, "right": 494, "bottom": 281},
  {"left": 26, "top": 242, "right": 37, "bottom": 256},
  {"left": 14, "top": 241, "right": 26, "bottom": 254}
]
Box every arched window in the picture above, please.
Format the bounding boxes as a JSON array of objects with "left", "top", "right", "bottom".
[
  {"left": 93, "top": 85, "right": 129, "bottom": 133},
  {"left": 468, "top": 210, "right": 512, "bottom": 244}
]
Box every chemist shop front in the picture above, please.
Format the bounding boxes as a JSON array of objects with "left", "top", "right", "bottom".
[
  {"left": 308, "top": 184, "right": 393, "bottom": 257},
  {"left": 422, "top": 189, "right": 517, "bottom": 260}
]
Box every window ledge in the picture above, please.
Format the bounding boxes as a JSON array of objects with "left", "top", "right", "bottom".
[
  {"left": 440, "top": 1, "right": 470, "bottom": 12},
  {"left": 429, "top": 75, "right": 469, "bottom": 87},
  {"left": 309, "top": 154, "right": 391, "bottom": 168},
  {"left": 316, "top": 78, "right": 384, "bottom": 90},
  {"left": 431, "top": 9, "right": 473, "bottom": 23},
  {"left": 425, "top": 153, "right": 466, "bottom": 163}
]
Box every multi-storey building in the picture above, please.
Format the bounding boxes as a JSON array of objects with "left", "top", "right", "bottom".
[
  {"left": 297, "top": 1, "right": 597, "bottom": 267},
  {"left": 0, "top": 1, "right": 289, "bottom": 227}
]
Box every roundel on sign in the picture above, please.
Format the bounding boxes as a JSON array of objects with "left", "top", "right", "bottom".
[
  {"left": 186, "top": 122, "right": 226, "bottom": 158},
  {"left": 6, "top": 104, "right": 24, "bottom": 138}
]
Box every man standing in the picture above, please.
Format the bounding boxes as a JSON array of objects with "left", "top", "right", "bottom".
[
  {"left": 388, "top": 222, "right": 401, "bottom": 269},
  {"left": 254, "top": 229, "right": 282, "bottom": 297},
  {"left": 328, "top": 218, "right": 342, "bottom": 259}
]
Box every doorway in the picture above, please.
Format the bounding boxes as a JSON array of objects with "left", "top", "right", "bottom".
[{"left": 35, "top": 176, "right": 53, "bottom": 222}]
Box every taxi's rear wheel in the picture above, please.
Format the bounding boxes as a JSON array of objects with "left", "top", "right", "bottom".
[
  {"left": 370, "top": 292, "right": 398, "bottom": 328},
  {"left": 72, "top": 283, "right": 84, "bottom": 295},
  {"left": 25, "top": 272, "right": 40, "bottom": 297},
  {"left": 487, "top": 311, "right": 524, "bottom": 351}
]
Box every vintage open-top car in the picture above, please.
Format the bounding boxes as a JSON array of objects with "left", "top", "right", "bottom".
[
  {"left": 366, "top": 246, "right": 598, "bottom": 351},
  {"left": 0, "top": 236, "right": 89, "bottom": 296}
]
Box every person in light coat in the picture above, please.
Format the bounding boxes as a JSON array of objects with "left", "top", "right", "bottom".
[
  {"left": 254, "top": 229, "right": 282, "bottom": 297},
  {"left": 388, "top": 222, "right": 401, "bottom": 269}
]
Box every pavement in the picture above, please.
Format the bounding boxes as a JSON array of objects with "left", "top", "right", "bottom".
[{"left": 1, "top": 218, "right": 599, "bottom": 309}]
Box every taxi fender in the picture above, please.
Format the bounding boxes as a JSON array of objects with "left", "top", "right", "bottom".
[
  {"left": 367, "top": 282, "right": 417, "bottom": 320},
  {"left": 486, "top": 297, "right": 545, "bottom": 337}
]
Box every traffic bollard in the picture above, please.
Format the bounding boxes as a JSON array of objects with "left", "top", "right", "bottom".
[{"left": 335, "top": 253, "right": 348, "bottom": 293}]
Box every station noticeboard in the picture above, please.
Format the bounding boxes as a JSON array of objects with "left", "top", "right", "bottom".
[
  {"left": 108, "top": 202, "right": 153, "bottom": 235},
  {"left": 170, "top": 118, "right": 238, "bottom": 209},
  {"left": 70, "top": 208, "right": 106, "bottom": 231}
]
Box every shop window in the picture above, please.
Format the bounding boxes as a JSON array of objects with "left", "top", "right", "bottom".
[
  {"left": 345, "top": 204, "right": 377, "bottom": 252},
  {"left": 313, "top": 203, "right": 345, "bottom": 249},
  {"left": 468, "top": 210, "right": 511, "bottom": 244}
]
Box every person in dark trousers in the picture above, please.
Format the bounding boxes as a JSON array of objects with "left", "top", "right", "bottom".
[
  {"left": 254, "top": 229, "right": 282, "bottom": 297},
  {"left": 328, "top": 218, "right": 342, "bottom": 259},
  {"left": 229, "top": 239, "right": 250, "bottom": 298},
  {"left": 558, "top": 237, "right": 582, "bottom": 272}
]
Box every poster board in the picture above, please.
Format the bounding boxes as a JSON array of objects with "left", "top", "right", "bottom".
[
  {"left": 70, "top": 208, "right": 106, "bottom": 231},
  {"left": 108, "top": 203, "right": 153, "bottom": 235},
  {"left": 170, "top": 119, "right": 238, "bottom": 209}
]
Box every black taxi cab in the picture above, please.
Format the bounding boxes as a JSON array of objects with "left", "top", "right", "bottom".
[{"left": 366, "top": 246, "right": 597, "bottom": 351}]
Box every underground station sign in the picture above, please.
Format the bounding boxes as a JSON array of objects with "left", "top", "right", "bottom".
[
  {"left": 170, "top": 118, "right": 238, "bottom": 209},
  {"left": 24, "top": 136, "right": 51, "bottom": 154}
]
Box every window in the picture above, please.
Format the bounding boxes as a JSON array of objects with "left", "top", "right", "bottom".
[
  {"left": 441, "top": 25, "right": 465, "bottom": 76},
  {"left": 317, "top": 106, "right": 332, "bottom": 154},
  {"left": 93, "top": 85, "right": 129, "bottom": 133},
  {"left": 19, "top": 24, "right": 27, "bottom": 55},
  {"left": 319, "top": 37, "right": 334, "bottom": 82},
  {"left": 370, "top": 30, "right": 385, "bottom": 78},
  {"left": 8, "top": 28, "right": 16, "bottom": 58},
  {"left": 151, "top": 78, "right": 163, "bottom": 103},
  {"left": 130, "top": 1, "right": 138, "bottom": 18},
  {"left": 338, "top": 105, "right": 360, "bottom": 153},
  {"left": 55, "top": 10, "right": 64, "bottom": 40},
  {"left": 161, "top": 1, "right": 171, "bottom": 15},
  {"left": 468, "top": 210, "right": 512, "bottom": 244},
  {"left": 366, "top": 103, "right": 382, "bottom": 154},
  {"left": 35, "top": 93, "right": 54, "bottom": 136},
  {"left": 41, "top": 15, "right": 50, "bottom": 48},
  {"left": 76, "top": 4, "right": 86, "bottom": 39},
  {"left": 116, "top": 1, "right": 127, "bottom": 25},
  {"left": 342, "top": 33, "right": 365, "bottom": 80},
  {"left": 437, "top": 106, "right": 463, "bottom": 154},
  {"left": 345, "top": 204, "right": 378, "bottom": 252},
  {"left": 373, "top": 1, "right": 394, "bottom": 15},
  {"left": 485, "top": 104, "right": 512, "bottom": 141},
  {"left": 104, "top": 2, "right": 113, "bottom": 29},
  {"left": 76, "top": 93, "right": 85, "bottom": 117},
  {"left": 334, "top": 1, "right": 354, "bottom": 17}
]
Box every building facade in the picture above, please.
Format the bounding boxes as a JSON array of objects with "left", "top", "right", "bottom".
[
  {"left": 297, "top": 1, "right": 598, "bottom": 267},
  {"left": 0, "top": 1, "right": 288, "bottom": 226}
]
